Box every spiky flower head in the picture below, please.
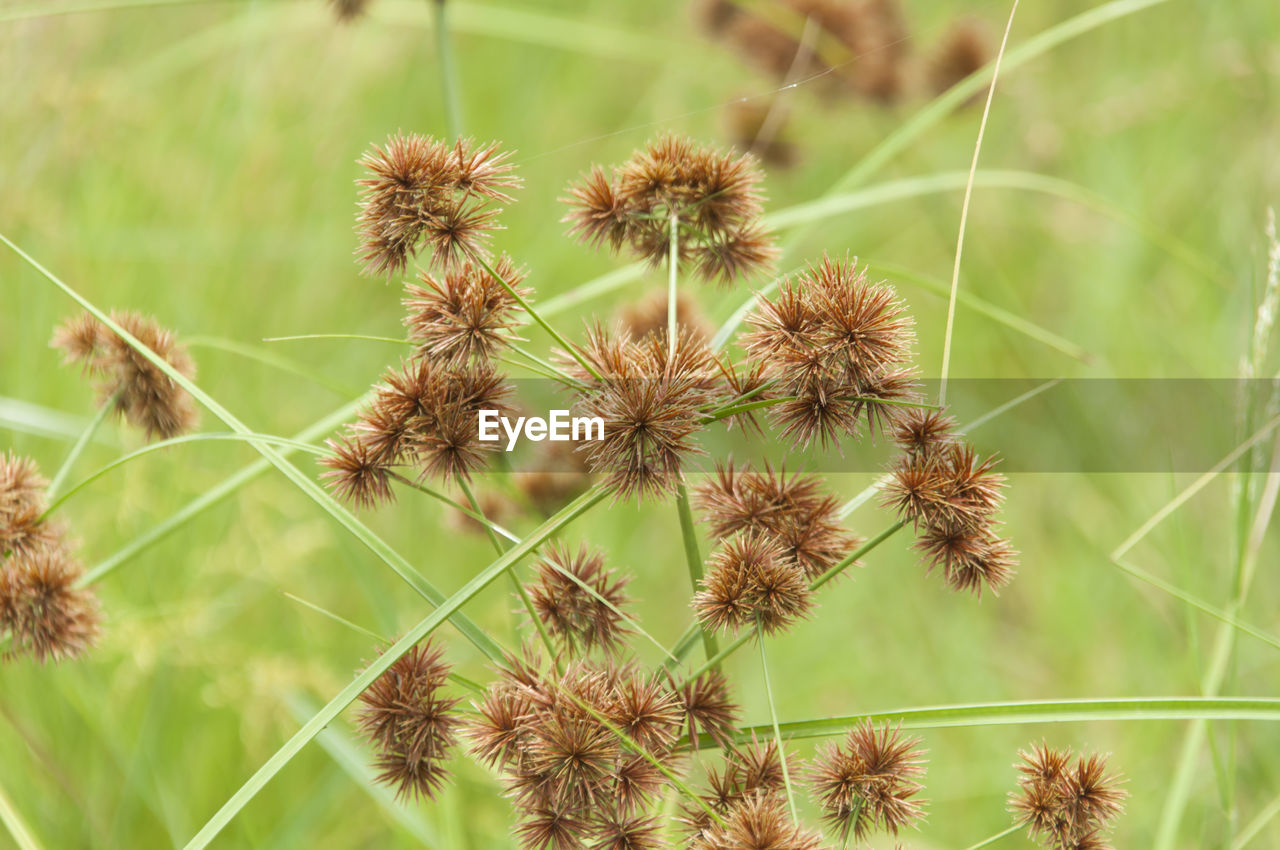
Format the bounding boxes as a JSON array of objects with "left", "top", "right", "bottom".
[
  {"left": 690, "top": 791, "right": 825, "bottom": 850},
  {"left": 563, "top": 134, "right": 777, "bottom": 286},
  {"left": 528, "top": 542, "right": 633, "bottom": 655},
  {"left": 321, "top": 356, "right": 514, "bottom": 507},
  {"left": 0, "top": 547, "right": 101, "bottom": 663},
  {"left": 569, "top": 327, "right": 718, "bottom": 501},
  {"left": 403, "top": 254, "right": 529, "bottom": 364},
  {"left": 808, "top": 719, "right": 927, "bottom": 842},
  {"left": 0, "top": 451, "right": 61, "bottom": 561},
  {"left": 1010, "top": 743, "right": 1127, "bottom": 850},
  {"left": 356, "top": 640, "right": 461, "bottom": 800},
  {"left": 694, "top": 532, "right": 813, "bottom": 636},
  {"left": 53, "top": 310, "right": 199, "bottom": 440},
  {"left": 742, "top": 255, "right": 917, "bottom": 449},
  {"left": 678, "top": 669, "right": 741, "bottom": 751},
  {"left": 356, "top": 133, "right": 520, "bottom": 277},
  {"left": 694, "top": 461, "right": 859, "bottom": 580}
]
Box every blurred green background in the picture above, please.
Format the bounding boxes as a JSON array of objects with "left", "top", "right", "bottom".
[{"left": 1, "top": 0, "right": 1278, "bottom": 847}]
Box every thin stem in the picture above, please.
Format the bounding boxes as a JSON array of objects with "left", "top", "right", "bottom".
[
  {"left": 963, "top": 824, "right": 1021, "bottom": 850},
  {"left": 432, "top": 0, "right": 464, "bottom": 139},
  {"left": 388, "top": 471, "right": 519, "bottom": 543},
  {"left": 703, "top": 394, "right": 937, "bottom": 423},
  {"left": 667, "top": 209, "right": 679, "bottom": 361},
  {"left": 758, "top": 619, "right": 797, "bottom": 821},
  {"left": 46, "top": 391, "right": 117, "bottom": 500},
  {"left": 809, "top": 521, "right": 906, "bottom": 591},
  {"left": 458, "top": 476, "right": 561, "bottom": 671},
  {"left": 469, "top": 252, "right": 603, "bottom": 381},
  {"left": 939, "top": 0, "right": 1020, "bottom": 405},
  {"left": 45, "top": 432, "right": 326, "bottom": 521},
  {"left": 676, "top": 483, "right": 719, "bottom": 667}
]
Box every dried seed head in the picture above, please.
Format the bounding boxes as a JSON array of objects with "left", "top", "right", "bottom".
[
  {"left": 516, "top": 805, "right": 592, "bottom": 850},
  {"left": 605, "top": 674, "right": 684, "bottom": 755},
  {"left": 329, "top": 0, "right": 370, "bottom": 21},
  {"left": 356, "top": 640, "right": 460, "bottom": 800},
  {"left": 53, "top": 311, "right": 199, "bottom": 440},
  {"left": 572, "top": 329, "right": 716, "bottom": 501},
  {"left": 808, "top": 720, "right": 927, "bottom": 842},
  {"left": 929, "top": 18, "right": 992, "bottom": 97},
  {"left": 693, "top": 791, "right": 825, "bottom": 850},
  {"left": 516, "top": 440, "right": 594, "bottom": 517},
  {"left": 742, "top": 256, "right": 917, "bottom": 449},
  {"left": 319, "top": 432, "right": 395, "bottom": 510},
  {"left": 892, "top": 407, "right": 958, "bottom": 455},
  {"left": 563, "top": 134, "right": 777, "bottom": 286},
  {"left": 883, "top": 442, "right": 1005, "bottom": 533},
  {"left": 356, "top": 133, "right": 519, "bottom": 277},
  {"left": 694, "top": 462, "right": 859, "bottom": 580},
  {"left": 403, "top": 254, "right": 528, "bottom": 364},
  {"left": 694, "top": 532, "right": 813, "bottom": 636},
  {"left": 679, "top": 669, "right": 741, "bottom": 751},
  {"left": 1010, "top": 744, "right": 1127, "bottom": 849},
  {"left": 0, "top": 547, "right": 101, "bottom": 664},
  {"left": 1, "top": 452, "right": 60, "bottom": 561},
  {"left": 589, "top": 812, "right": 664, "bottom": 850},
  {"left": 528, "top": 543, "right": 633, "bottom": 655}
]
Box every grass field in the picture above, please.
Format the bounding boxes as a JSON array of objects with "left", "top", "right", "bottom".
[{"left": 2, "top": 0, "right": 1279, "bottom": 848}]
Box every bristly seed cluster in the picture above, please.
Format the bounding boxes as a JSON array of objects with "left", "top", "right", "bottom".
[
  {"left": 1010, "top": 743, "right": 1127, "bottom": 850},
  {"left": 356, "top": 640, "right": 461, "bottom": 800},
  {"left": 883, "top": 409, "right": 1018, "bottom": 597},
  {"left": 742, "top": 255, "right": 918, "bottom": 450},
  {"left": 356, "top": 133, "right": 519, "bottom": 277},
  {"left": 53, "top": 311, "right": 199, "bottom": 440},
  {"left": 0, "top": 452, "right": 101, "bottom": 664},
  {"left": 529, "top": 543, "right": 633, "bottom": 656},
  {"left": 808, "top": 720, "right": 928, "bottom": 842},
  {"left": 563, "top": 134, "right": 778, "bottom": 286}
]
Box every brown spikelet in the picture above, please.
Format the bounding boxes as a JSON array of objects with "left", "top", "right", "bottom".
[
  {"left": 0, "top": 547, "right": 101, "bottom": 663},
  {"left": 320, "top": 432, "right": 395, "bottom": 509},
  {"left": 403, "top": 254, "right": 528, "bottom": 364},
  {"left": 329, "top": 0, "right": 370, "bottom": 21},
  {"left": 53, "top": 311, "right": 199, "bottom": 440},
  {"left": 563, "top": 134, "right": 776, "bottom": 286},
  {"left": 356, "top": 640, "right": 460, "bottom": 801},
  {"left": 355, "top": 133, "right": 519, "bottom": 277},
  {"left": 1010, "top": 743, "right": 1127, "bottom": 849},
  {"left": 742, "top": 256, "right": 916, "bottom": 449},
  {"left": 808, "top": 719, "right": 927, "bottom": 842},
  {"left": 571, "top": 329, "right": 716, "bottom": 501},
  {"left": 589, "top": 812, "right": 664, "bottom": 850},
  {"left": 694, "top": 461, "right": 859, "bottom": 580},
  {"left": 678, "top": 669, "right": 740, "bottom": 750},
  {"left": 1, "top": 452, "right": 59, "bottom": 561},
  {"left": 694, "top": 531, "right": 813, "bottom": 636},
  {"left": 528, "top": 543, "right": 633, "bottom": 655},
  {"left": 693, "top": 791, "right": 825, "bottom": 850}
]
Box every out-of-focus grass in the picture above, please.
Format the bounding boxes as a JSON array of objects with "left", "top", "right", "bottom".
[{"left": 1, "top": 0, "right": 1278, "bottom": 847}]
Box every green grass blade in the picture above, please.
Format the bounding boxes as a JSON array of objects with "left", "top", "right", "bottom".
[
  {"left": 186, "top": 335, "right": 357, "bottom": 397},
  {"left": 691, "top": 697, "right": 1280, "bottom": 747},
  {"left": 1231, "top": 792, "right": 1280, "bottom": 850},
  {"left": 757, "top": 624, "right": 798, "bottom": 820},
  {"left": 45, "top": 432, "right": 325, "bottom": 517},
  {"left": 0, "top": 778, "right": 43, "bottom": 850},
  {"left": 181, "top": 484, "right": 607, "bottom": 849},
  {"left": 0, "top": 396, "right": 120, "bottom": 446},
  {"left": 80, "top": 395, "right": 367, "bottom": 585},
  {"left": 45, "top": 395, "right": 116, "bottom": 500},
  {"left": 964, "top": 824, "right": 1021, "bottom": 850},
  {"left": 1, "top": 234, "right": 505, "bottom": 660},
  {"left": 676, "top": 484, "right": 719, "bottom": 667}
]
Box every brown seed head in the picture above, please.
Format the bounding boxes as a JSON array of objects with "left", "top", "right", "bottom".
[
  {"left": 53, "top": 311, "right": 199, "bottom": 440},
  {"left": 403, "top": 254, "right": 529, "bottom": 364},
  {"left": 0, "top": 547, "right": 101, "bottom": 663},
  {"left": 808, "top": 720, "right": 927, "bottom": 842},
  {"left": 563, "top": 134, "right": 776, "bottom": 286},
  {"left": 1010, "top": 744, "right": 1126, "bottom": 849},
  {"left": 528, "top": 543, "right": 633, "bottom": 655}
]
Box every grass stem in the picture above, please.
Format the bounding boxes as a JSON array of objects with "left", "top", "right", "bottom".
[
  {"left": 963, "top": 824, "right": 1020, "bottom": 850},
  {"left": 432, "top": 0, "right": 464, "bottom": 139},
  {"left": 46, "top": 392, "right": 116, "bottom": 501},
  {"left": 676, "top": 483, "right": 719, "bottom": 667},
  {"left": 757, "top": 619, "right": 798, "bottom": 820}
]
